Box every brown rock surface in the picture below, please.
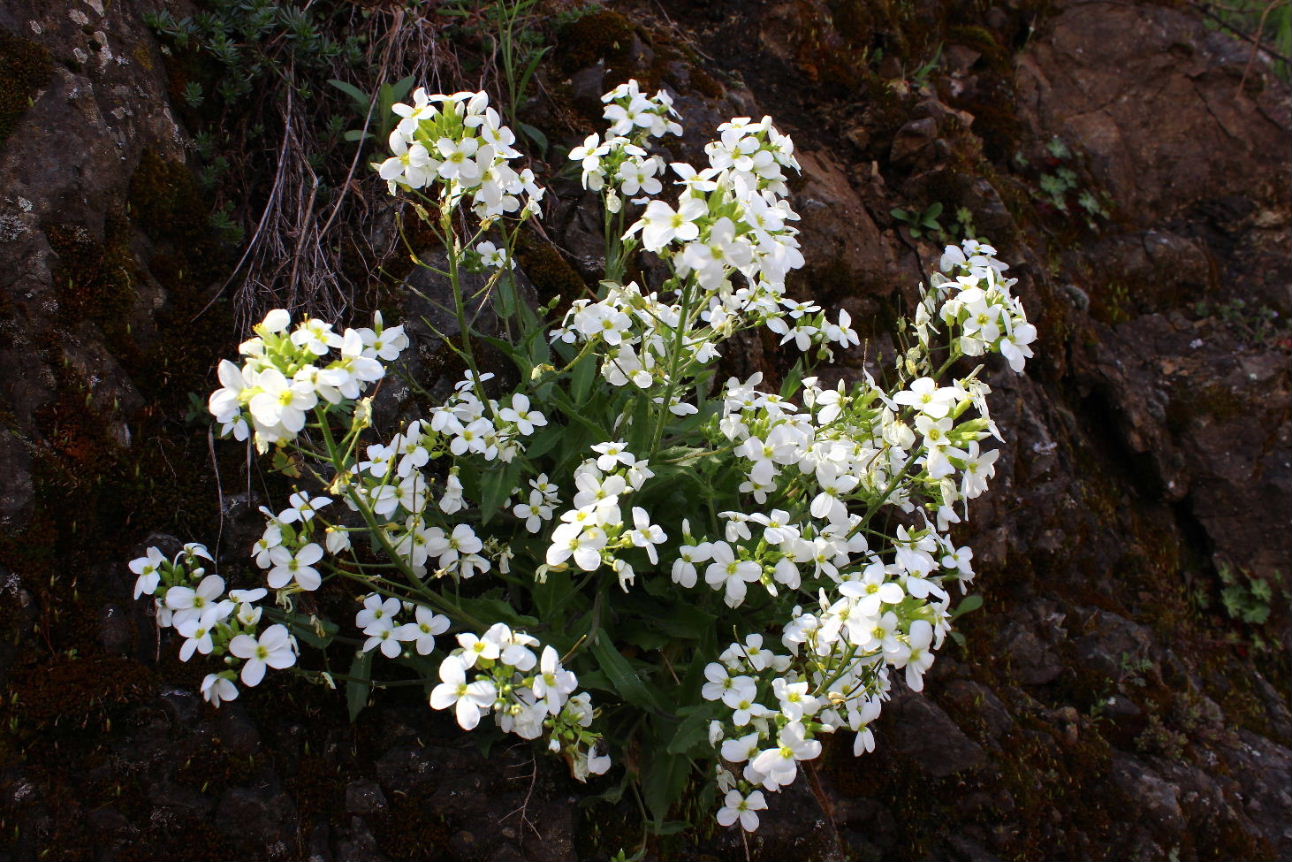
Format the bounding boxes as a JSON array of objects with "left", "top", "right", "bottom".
[{"left": 1, "top": 0, "right": 1289, "bottom": 859}]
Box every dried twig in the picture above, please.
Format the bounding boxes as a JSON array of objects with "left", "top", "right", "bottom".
[{"left": 196, "top": 6, "right": 469, "bottom": 332}]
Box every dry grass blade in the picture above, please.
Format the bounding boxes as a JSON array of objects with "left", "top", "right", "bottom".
[{"left": 201, "top": 6, "right": 471, "bottom": 332}]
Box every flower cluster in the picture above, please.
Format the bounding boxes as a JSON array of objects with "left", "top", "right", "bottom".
[
  {"left": 542, "top": 446, "right": 665, "bottom": 591},
  {"left": 569, "top": 82, "right": 680, "bottom": 213},
  {"left": 131, "top": 543, "right": 296, "bottom": 707},
  {"left": 208, "top": 309, "right": 408, "bottom": 452},
  {"left": 378, "top": 88, "right": 544, "bottom": 219},
  {"left": 430, "top": 623, "right": 607, "bottom": 779},
  {"left": 356, "top": 593, "right": 450, "bottom": 659},
  {"left": 555, "top": 102, "right": 865, "bottom": 414},
  {"left": 427, "top": 373, "right": 548, "bottom": 465},
  {"left": 929, "top": 239, "right": 1037, "bottom": 371},
  {"left": 131, "top": 81, "right": 1038, "bottom": 842},
  {"left": 682, "top": 241, "right": 1026, "bottom": 826}
]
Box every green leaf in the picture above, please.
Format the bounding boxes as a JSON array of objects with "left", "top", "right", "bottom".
[
  {"left": 665, "top": 709, "right": 713, "bottom": 755},
  {"left": 576, "top": 668, "right": 612, "bottom": 696},
  {"left": 347, "top": 650, "right": 373, "bottom": 722},
  {"left": 479, "top": 333, "right": 530, "bottom": 379},
  {"left": 457, "top": 594, "right": 540, "bottom": 630},
  {"left": 590, "top": 634, "right": 663, "bottom": 711},
  {"left": 654, "top": 604, "right": 716, "bottom": 640},
  {"left": 516, "top": 47, "right": 549, "bottom": 103},
  {"left": 951, "top": 594, "right": 983, "bottom": 619},
  {"left": 1242, "top": 605, "right": 1271, "bottom": 625},
  {"left": 780, "top": 358, "right": 806, "bottom": 400},
  {"left": 524, "top": 314, "right": 550, "bottom": 365},
  {"left": 642, "top": 751, "right": 690, "bottom": 825},
  {"left": 389, "top": 74, "right": 416, "bottom": 104},
  {"left": 479, "top": 459, "right": 522, "bottom": 525},
  {"left": 651, "top": 820, "right": 690, "bottom": 836},
  {"left": 524, "top": 425, "right": 563, "bottom": 460},
  {"left": 619, "top": 621, "right": 671, "bottom": 651},
  {"left": 625, "top": 393, "right": 655, "bottom": 454},
  {"left": 583, "top": 769, "right": 630, "bottom": 805},
  {"left": 519, "top": 122, "right": 548, "bottom": 154},
  {"left": 547, "top": 387, "right": 605, "bottom": 436},
  {"left": 570, "top": 353, "right": 596, "bottom": 405},
  {"left": 497, "top": 275, "right": 517, "bottom": 318},
  {"left": 533, "top": 569, "right": 579, "bottom": 623},
  {"left": 328, "top": 78, "right": 370, "bottom": 109}
]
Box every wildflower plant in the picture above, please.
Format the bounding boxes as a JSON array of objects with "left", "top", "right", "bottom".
[{"left": 131, "top": 81, "right": 1037, "bottom": 842}]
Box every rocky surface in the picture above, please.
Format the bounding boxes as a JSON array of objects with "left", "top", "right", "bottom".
[{"left": 1, "top": 0, "right": 1289, "bottom": 860}]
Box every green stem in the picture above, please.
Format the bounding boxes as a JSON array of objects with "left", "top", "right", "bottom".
[
  {"left": 312, "top": 406, "right": 486, "bottom": 630},
  {"left": 648, "top": 276, "right": 696, "bottom": 458},
  {"left": 293, "top": 669, "right": 428, "bottom": 689},
  {"left": 442, "top": 210, "right": 494, "bottom": 414}
]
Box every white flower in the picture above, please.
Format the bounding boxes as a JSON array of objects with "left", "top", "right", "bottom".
[
  {"left": 164, "top": 574, "right": 226, "bottom": 628},
  {"left": 960, "top": 441, "right": 1000, "bottom": 499},
  {"left": 894, "top": 377, "right": 958, "bottom": 419},
  {"left": 391, "top": 86, "right": 437, "bottom": 136},
  {"left": 228, "top": 624, "right": 296, "bottom": 687},
  {"left": 704, "top": 542, "right": 762, "bottom": 607},
  {"left": 130, "top": 547, "right": 166, "bottom": 599},
  {"left": 437, "top": 136, "right": 481, "bottom": 182},
  {"left": 267, "top": 542, "right": 325, "bottom": 591},
  {"left": 248, "top": 367, "right": 317, "bottom": 435},
  {"left": 898, "top": 620, "right": 936, "bottom": 691},
  {"left": 716, "top": 789, "right": 766, "bottom": 832},
  {"left": 380, "top": 147, "right": 434, "bottom": 193},
  {"left": 531, "top": 646, "right": 579, "bottom": 715},
  {"left": 720, "top": 730, "right": 762, "bottom": 764},
  {"left": 457, "top": 631, "right": 502, "bottom": 668},
  {"left": 476, "top": 240, "right": 511, "bottom": 269},
  {"left": 749, "top": 722, "right": 821, "bottom": 790},
  {"left": 396, "top": 606, "right": 450, "bottom": 656},
  {"left": 514, "top": 491, "right": 554, "bottom": 533},
  {"left": 499, "top": 394, "right": 546, "bottom": 436},
  {"left": 291, "top": 318, "right": 343, "bottom": 356},
  {"left": 365, "top": 625, "right": 405, "bottom": 659},
  {"left": 1000, "top": 321, "right": 1037, "bottom": 372},
  {"left": 546, "top": 521, "right": 607, "bottom": 571},
  {"left": 258, "top": 309, "right": 291, "bottom": 334},
  {"left": 439, "top": 471, "right": 466, "bottom": 514},
  {"left": 671, "top": 539, "right": 713, "bottom": 588},
  {"left": 281, "top": 491, "right": 330, "bottom": 524},
  {"left": 838, "top": 564, "right": 905, "bottom": 617},
  {"left": 490, "top": 623, "right": 539, "bottom": 671},
  {"left": 633, "top": 197, "right": 707, "bottom": 252},
  {"left": 429, "top": 655, "right": 497, "bottom": 730},
  {"left": 626, "top": 507, "right": 666, "bottom": 564},
  {"left": 176, "top": 606, "right": 223, "bottom": 661},
  {"left": 591, "top": 441, "right": 636, "bottom": 471},
  {"left": 359, "top": 319, "right": 409, "bottom": 363},
  {"left": 200, "top": 673, "right": 239, "bottom": 707},
  {"left": 701, "top": 661, "right": 735, "bottom": 701},
  {"left": 356, "top": 593, "right": 401, "bottom": 634},
  {"left": 208, "top": 360, "right": 251, "bottom": 438}
]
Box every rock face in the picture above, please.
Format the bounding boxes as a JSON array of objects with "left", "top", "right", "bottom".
[
  {"left": 0, "top": 0, "right": 182, "bottom": 527},
  {"left": 1, "top": 0, "right": 1289, "bottom": 860}
]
